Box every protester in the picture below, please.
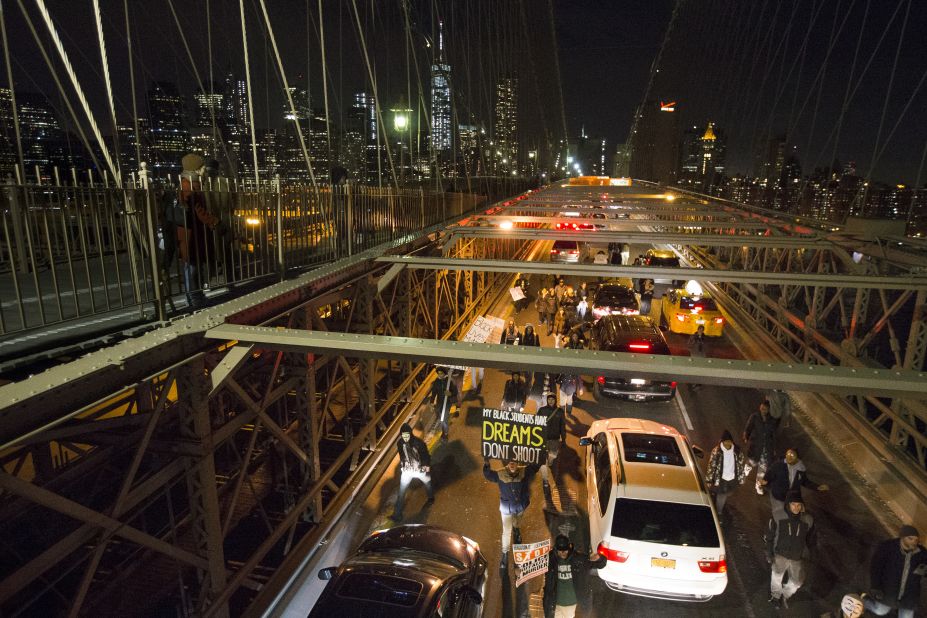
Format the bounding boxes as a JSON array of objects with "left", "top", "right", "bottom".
[
  {"left": 762, "top": 447, "right": 829, "bottom": 519},
  {"left": 430, "top": 367, "right": 458, "bottom": 443},
  {"left": 689, "top": 324, "right": 707, "bottom": 357},
  {"left": 514, "top": 275, "right": 531, "bottom": 313},
  {"left": 765, "top": 491, "right": 816, "bottom": 609},
  {"left": 639, "top": 278, "right": 654, "bottom": 315},
  {"left": 542, "top": 535, "right": 606, "bottom": 618},
  {"left": 543, "top": 289, "right": 557, "bottom": 334},
  {"left": 536, "top": 288, "right": 550, "bottom": 326},
  {"left": 501, "top": 372, "right": 529, "bottom": 412},
  {"left": 553, "top": 307, "right": 568, "bottom": 339},
  {"left": 821, "top": 593, "right": 865, "bottom": 618},
  {"left": 177, "top": 153, "right": 222, "bottom": 309},
  {"left": 705, "top": 429, "right": 746, "bottom": 515},
  {"left": 864, "top": 525, "right": 927, "bottom": 618},
  {"left": 558, "top": 373, "right": 580, "bottom": 417},
  {"left": 522, "top": 323, "right": 541, "bottom": 347},
  {"left": 767, "top": 388, "right": 793, "bottom": 428},
  {"left": 501, "top": 319, "right": 521, "bottom": 345},
  {"left": 619, "top": 243, "right": 631, "bottom": 265},
  {"left": 391, "top": 423, "right": 433, "bottom": 521},
  {"left": 535, "top": 394, "right": 566, "bottom": 489},
  {"left": 483, "top": 457, "right": 539, "bottom": 569},
  {"left": 743, "top": 400, "right": 779, "bottom": 494}
]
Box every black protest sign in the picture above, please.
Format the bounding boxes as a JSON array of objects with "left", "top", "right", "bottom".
[{"left": 481, "top": 408, "right": 547, "bottom": 464}]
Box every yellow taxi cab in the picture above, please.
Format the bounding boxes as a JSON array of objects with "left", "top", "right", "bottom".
[{"left": 660, "top": 281, "right": 724, "bottom": 336}]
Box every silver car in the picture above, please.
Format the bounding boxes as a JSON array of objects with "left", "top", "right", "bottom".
[{"left": 550, "top": 239, "right": 581, "bottom": 263}]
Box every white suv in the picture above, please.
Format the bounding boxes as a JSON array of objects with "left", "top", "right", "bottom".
[{"left": 580, "top": 418, "right": 727, "bottom": 602}]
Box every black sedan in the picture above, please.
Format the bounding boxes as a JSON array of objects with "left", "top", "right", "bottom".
[
  {"left": 310, "top": 524, "right": 487, "bottom": 617},
  {"left": 591, "top": 281, "right": 640, "bottom": 320}
]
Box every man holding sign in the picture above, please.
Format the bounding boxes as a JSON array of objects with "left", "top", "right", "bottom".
[
  {"left": 543, "top": 535, "right": 606, "bottom": 618},
  {"left": 483, "top": 456, "right": 539, "bottom": 570}
]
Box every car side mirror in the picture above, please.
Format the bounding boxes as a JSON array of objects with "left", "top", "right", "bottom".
[
  {"left": 318, "top": 567, "right": 337, "bottom": 580},
  {"left": 579, "top": 437, "right": 592, "bottom": 447},
  {"left": 461, "top": 586, "right": 483, "bottom": 604},
  {"left": 691, "top": 445, "right": 705, "bottom": 459}
]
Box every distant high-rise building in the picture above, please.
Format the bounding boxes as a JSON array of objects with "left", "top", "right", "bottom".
[
  {"left": 116, "top": 119, "right": 150, "bottom": 176},
  {"left": 699, "top": 122, "right": 725, "bottom": 177},
  {"left": 629, "top": 100, "right": 679, "bottom": 185},
  {"left": 457, "top": 123, "right": 485, "bottom": 176},
  {"left": 679, "top": 122, "right": 725, "bottom": 189},
  {"left": 612, "top": 143, "right": 631, "bottom": 177},
  {"left": 757, "top": 136, "right": 787, "bottom": 186},
  {"left": 283, "top": 87, "right": 311, "bottom": 122},
  {"left": 0, "top": 87, "right": 17, "bottom": 177},
  {"left": 430, "top": 21, "right": 453, "bottom": 160},
  {"left": 494, "top": 77, "right": 518, "bottom": 174},
  {"left": 147, "top": 81, "right": 189, "bottom": 176}
]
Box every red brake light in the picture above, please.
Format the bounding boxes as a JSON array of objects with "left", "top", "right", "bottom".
[
  {"left": 569, "top": 250, "right": 579, "bottom": 255},
  {"left": 714, "top": 317, "right": 724, "bottom": 325},
  {"left": 597, "top": 543, "right": 629, "bottom": 563},
  {"left": 670, "top": 381, "right": 677, "bottom": 389},
  {"left": 628, "top": 343, "right": 650, "bottom": 351},
  {"left": 550, "top": 248, "right": 558, "bottom": 254},
  {"left": 698, "top": 559, "right": 727, "bottom": 573},
  {"left": 596, "top": 376, "right": 605, "bottom": 385},
  {"left": 675, "top": 313, "right": 686, "bottom": 322}
]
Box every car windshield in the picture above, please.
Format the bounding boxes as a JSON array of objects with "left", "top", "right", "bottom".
[
  {"left": 336, "top": 573, "right": 423, "bottom": 607},
  {"left": 649, "top": 256, "right": 680, "bottom": 267},
  {"left": 611, "top": 499, "right": 719, "bottom": 547},
  {"left": 621, "top": 434, "right": 685, "bottom": 466},
  {"left": 679, "top": 297, "right": 718, "bottom": 311},
  {"left": 553, "top": 240, "right": 579, "bottom": 250},
  {"left": 596, "top": 287, "right": 636, "bottom": 306}
]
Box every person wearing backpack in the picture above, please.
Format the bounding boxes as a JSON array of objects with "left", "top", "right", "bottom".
[{"left": 765, "top": 491, "right": 816, "bottom": 609}]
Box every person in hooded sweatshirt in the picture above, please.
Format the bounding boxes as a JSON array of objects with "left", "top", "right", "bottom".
[
  {"left": 765, "top": 490, "right": 816, "bottom": 610},
  {"left": 865, "top": 524, "right": 927, "bottom": 618},
  {"left": 391, "top": 423, "right": 433, "bottom": 521},
  {"left": 705, "top": 429, "right": 747, "bottom": 515},
  {"left": 483, "top": 457, "right": 539, "bottom": 569},
  {"left": 521, "top": 323, "right": 542, "bottom": 393},
  {"left": 761, "top": 447, "right": 829, "bottom": 520},
  {"left": 542, "top": 534, "right": 606, "bottom": 618}
]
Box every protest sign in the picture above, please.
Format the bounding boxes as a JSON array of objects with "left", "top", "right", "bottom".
[
  {"left": 509, "top": 286, "right": 525, "bottom": 301},
  {"left": 481, "top": 408, "right": 547, "bottom": 464},
  {"left": 444, "top": 316, "right": 504, "bottom": 371},
  {"left": 513, "top": 539, "right": 551, "bottom": 587}
]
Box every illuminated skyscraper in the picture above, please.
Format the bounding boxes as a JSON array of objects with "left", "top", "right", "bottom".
[
  {"left": 430, "top": 21, "right": 452, "bottom": 159},
  {"left": 629, "top": 100, "right": 679, "bottom": 185},
  {"left": 494, "top": 77, "right": 518, "bottom": 174},
  {"left": 147, "top": 81, "right": 189, "bottom": 176}
]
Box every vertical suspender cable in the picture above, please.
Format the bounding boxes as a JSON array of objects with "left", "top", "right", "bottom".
[
  {"left": 16, "top": 0, "right": 104, "bottom": 175},
  {"left": 349, "top": 0, "right": 398, "bottom": 190},
  {"left": 317, "top": 0, "right": 332, "bottom": 166},
  {"left": 239, "top": 0, "right": 259, "bottom": 185},
  {"left": 92, "top": 0, "right": 121, "bottom": 185},
  {"left": 256, "top": 0, "right": 318, "bottom": 190},
  {"left": 123, "top": 0, "right": 142, "bottom": 173},
  {"left": 31, "top": 0, "right": 116, "bottom": 179},
  {"left": 0, "top": 0, "right": 25, "bottom": 182}
]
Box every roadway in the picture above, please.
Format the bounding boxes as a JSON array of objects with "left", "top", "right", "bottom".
[{"left": 283, "top": 254, "right": 920, "bottom": 617}]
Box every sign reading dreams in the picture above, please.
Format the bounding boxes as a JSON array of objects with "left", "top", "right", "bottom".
[{"left": 481, "top": 408, "right": 547, "bottom": 464}]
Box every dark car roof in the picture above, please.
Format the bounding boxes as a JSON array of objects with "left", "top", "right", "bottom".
[
  {"left": 358, "top": 525, "right": 474, "bottom": 568},
  {"left": 594, "top": 315, "right": 670, "bottom": 353},
  {"left": 595, "top": 283, "right": 636, "bottom": 302}
]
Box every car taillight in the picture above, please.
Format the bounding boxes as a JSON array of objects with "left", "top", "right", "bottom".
[
  {"left": 692, "top": 306, "right": 703, "bottom": 313},
  {"left": 569, "top": 250, "right": 579, "bottom": 255},
  {"left": 675, "top": 313, "right": 687, "bottom": 322},
  {"left": 628, "top": 343, "right": 650, "bottom": 351},
  {"left": 698, "top": 558, "right": 727, "bottom": 573},
  {"left": 597, "top": 543, "right": 629, "bottom": 563},
  {"left": 670, "top": 381, "right": 677, "bottom": 389},
  {"left": 596, "top": 376, "right": 605, "bottom": 385},
  {"left": 714, "top": 317, "right": 724, "bottom": 324},
  {"left": 550, "top": 248, "right": 558, "bottom": 254},
  {"left": 593, "top": 308, "right": 608, "bottom": 318},
  {"left": 625, "top": 308, "right": 640, "bottom": 315}
]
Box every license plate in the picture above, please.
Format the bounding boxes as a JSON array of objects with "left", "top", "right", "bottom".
[
  {"left": 651, "top": 557, "right": 676, "bottom": 569},
  {"left": 630, "top": 378, "right": 646, "bottom": 385}
]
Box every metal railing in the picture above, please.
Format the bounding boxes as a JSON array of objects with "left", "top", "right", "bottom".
[{"left": 0, "top": 180, "right": 503, "bottom": 336}]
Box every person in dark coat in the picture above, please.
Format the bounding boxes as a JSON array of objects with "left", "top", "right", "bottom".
[
  {"left": 864, "top": 525, "right": 927, "bottom": 618},
  {"left": 761, "top": 447, "right": 829, "bottom": 519},
  {"left": 483, "top": 458, "right": 539, "bottom": 569},
  {"left": 542, "top": 535, "right": 606, "bottom": 618},
  {"left": 501, "top": 372, "right": 528, "bottom": 412},
  {"left": 522, "top": 323, "right": 541, "bottom": 347},
  {"left": 765, "top": 491, "right": 816, "bottom": 609},
  {"left": 535, "top": 394, "right": 566, "bottom": 488},
  {"left": 743, "top": 400, "right": 779, "bottom": 495},
  {"left": 501, "top": 319, "right": 521, "bottom": 345},
  {"left": 392, "top": 423, "right": 433, "bottom": 521}
]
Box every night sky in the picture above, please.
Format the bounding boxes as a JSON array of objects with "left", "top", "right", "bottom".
[{"left": 3, "top": 0, "right": 925, "bottom": 183}]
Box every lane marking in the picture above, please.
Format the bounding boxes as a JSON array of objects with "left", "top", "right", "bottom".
[{"left": 674, "top": 388, "right": 694, "bottom": 431}]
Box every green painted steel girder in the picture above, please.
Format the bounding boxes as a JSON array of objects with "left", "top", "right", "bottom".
[
  {"left": 374, "top": 256, "right": 927, "bottom": 290},
  {"left": 205, "top": 324, "right": 927, "bottom": 398}
]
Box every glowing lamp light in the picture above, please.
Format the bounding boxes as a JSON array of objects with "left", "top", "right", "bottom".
[
  {"left": 685, "top": 280, "right": 703, "bottom": 296},
  {"left": 393, "top": 112, "right": 409, "bottom": 131},
  {"left": 499, "top": 220, "right": 514, "bottom": 230},
  {"left": 245, "top": 217, "right": 261, "bottom": 226},
  {"left": 665, "top": 193, "right": 676, "bottom": 202}
]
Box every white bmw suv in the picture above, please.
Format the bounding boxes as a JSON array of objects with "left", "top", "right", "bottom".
[{"left": 580, "top": 418, "right": 727, "bottom": 602}]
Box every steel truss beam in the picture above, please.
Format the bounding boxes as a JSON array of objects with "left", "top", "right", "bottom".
[
  {"left": 374, "top": 256, "right": 927, "bottom": 290},
  {"left": 474, "top": 215, "right": 780, "bottom": 229},
  {"left": 203, "top": 325, "right": 927, "bottom": 398}
]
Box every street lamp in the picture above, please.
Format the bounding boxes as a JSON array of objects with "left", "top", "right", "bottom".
[{"left": 391, "top": 106, "right": 412, "bottom": 185}]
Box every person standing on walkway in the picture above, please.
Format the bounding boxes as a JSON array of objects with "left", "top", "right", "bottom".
[
  {"left": 501, "top": 319, "right": 521, "bottom": 345},
  {"left": 536, "top": 288, "right": 550, "bottom": 326},
  {"left": 821, "top": 594, "right": 865, "bottom": 618},
  {"left": 543, "top": 289, "right": 557, "bottom": 335},
  {"left": 704, "top": 430, "right": 746, "bottom": 516},
  {"left": 553, "top": 307, "right": 567, "bottom": 339},
  {"left": 483, "top": 457, "right": 538, "bottom": 569},
  {"left": 430, "top": 367, "right": 458, "bottom": 443},
  {"left": 761, "top": 447, "right": 829, "bottom": 519},
  {"left": 689, "top": 324, "right": 707, "bottom": 357},
  {"left": 767, "top": 389, "right": 793, "bottom": 428},
  {"left": 766, "top": 491, "right": 816, "bottom": 609},
  {"left": 864, "top": 525, "right": 927, "bottom": 618},
  {"left": 392, "top": 423, "right": 433, "bottom": 521},
  {"left": 542, "top": 535, "right": 606, "bottom": 618},
  {"left": 743, "top": 400, "right": 779, "bottom": 494},
  {"left": 535, "top": 394, "right": 566, "bottom": 489}
]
